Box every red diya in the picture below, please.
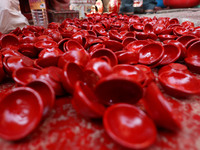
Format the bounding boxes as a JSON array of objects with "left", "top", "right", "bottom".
[
  {"left": 0, "top": 87, "right": 43, "bottom": 141},
  {"left": 143, "top": 82, "right": 181, "bottom": 131},
  {"left": 12, "top": 67, "right": 39, "bottom": 86},
  {"left": 90, "top": 48, "right": 118, "bottom": 66},
  {"left": 0, "top": 34, "right": 19, "bottom": 48},
  {"left": 95, "top": 73, "right": 143, "bottom": 105},
  {"left": 185, "top": 57, "right": 200, "bottom": 74},
  {"left": 103, "top": 103, "right": 157, "bottom": 149},
  {"left": 159, "top": 71, "right": 200, "bottom": 98},
  {"left": 26, "top": 79, "right": 55, "bottom": 118},
  {"left": 138, "top": 43, "right": 164, "bottom": 65},
  {"left": 176, "top": 34, "right": 198, "bottom": 46},
  {"left": 72, "top": 81, "right": 106, "bottom": 118},
  {"left": 187, "top": 41, "right": 200, "bottom": 58},
  {"left": 63, "top": 40, "right": 85, "bottom": 52},
  {"left": 159, "top": 43, "right": 181, "bottom": 65}
]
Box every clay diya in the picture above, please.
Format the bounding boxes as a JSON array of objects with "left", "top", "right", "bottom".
[
  {"left": 58, "top": 38, "right": 70, "bottom": 51},
  {"left": 138, "top": 43, "right": 164, "bottom": 65},
  {"left": 61, "top": 62, "right": 84, "bottom": 94},
  {"left": 134, "top": 64, "right": 155, "bottom": 87},
  {"left": 135, "top": 32, "right": 148, "bottom": 40},
  {"left": 103, "top": 40, "right": 123, "bottom": 52},
  {"left": 85, "top": 58, "right": 113, "bottom": 78},
  {"left": 12, "top": 67, "right": 40, "bottom": 86},
  {"left": 159, "top": 43, "right": 181, "bottom": 65},
  {"left": 19, "top": 43, "right": 38, "bottom": 58},
  {"left": 93, "top": 25, "right": 107, "bottom": 36},
  {"left": 0, "top": 87, "right": 43, "bottom": 141},
  {"left": 116, "top": 50, "right": 139, "bottom": 65},
  {"left": 84, "top": 35, "right": 103, "bottom": 49},
  {"left": 95, "top": 74, "right": 143, "bottom": 105},
  {"left": 143, "top": 23, "right": 154, "bottom": 33},
  {"left": 57, "top": 49, "right": 90, "bottom": 69},
  {"left": 159, "top": 71, "right": 200, "bottom": 98},
  {"left": 177, "top": 34, "right": 198, "bottom": 46},
  {"left": 108, "top": 30, "right": 123, "bottom": 42},
  {"left": 185, "top": 57, "right": 200, "bottom": 74},
  {"left": 173, "top": 27, "right": 189, "bottom": 36},
  {"left": 122, "top": 37, "right": 137, "bottom": 47},
  {"left": 158, "top": 63, "right": 189, "bottom": 75},
  {"left": 0, "top": 34, "right": 19, "bottom": 48},
  {"left": 72, "top": 81, "right": 106, "bottom": 118},
  {"left": 143, "top": 82, "right": 181, "bottom": 131},
  {"left": 88, "top": 43, "right": 106, "bottom": 53},
  {"left": 0, "top": 55, "right": 6, "bottom": 82},
  {"left": 129, "top": 23, "right": 144, "bottom": 32},
  {"left": 113, "top": 64, "right": 146, "bottom": 85},
  {"left": 185, "top": 38, "right": 200, "bottom": 50},
  {"left": 125, "top": 40, "right": 150, "bottom": 52},
  {"left": 63, "top": 40, "right": 85, "bottom": 52},
  {"left": 103, "top": 103, "right": 157, "bottom": 149},
  {"left": 90, "top": 48, "right": 118, "bottom": 66},
  {"left": 158, "top": 34, "right": 177, "bottom": 42},
  {"left": 187, "top": 41, "right": 200, "bottom": 58},
  {"left": 34, "top": 40, "right": 58, "bottom": 52},
  {"left": 27, "top": 79, "right": 55, "bottom": 118},
  {"left": 3, "top": 55, "right": 34, "bottom": 75},
  {"left": 36, "top": 66, "right": 65, "bottom": 96}
]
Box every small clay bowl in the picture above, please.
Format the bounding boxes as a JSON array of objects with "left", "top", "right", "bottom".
[
  {"left": 36, "top": 66, "right": 65, "bottom": 96},
  {"left": 135, "top": 32, "right": 148, "bottom": 40},
  {"left": 187, "top": 41, "right": 200, "bottom": 58},
  {"left": 57, "top": 49, "right": 90, "bottom": 69},
  {"left": 158, "top": 63, "right": 189, "bottom": 75},
  {"left": 95, "top": 74, "right": 143, "bottom": 105},
  {"left": 27, "top": 79, "right": 55, "bottom": 118},
  {"left": 90, "top": 48, "right": 118, "bottom": 66},
  {"left": 122, "top": 37, "right": 137, "bottom": 47},
  {"left": 113, "top": 64, "right": 146, "bottom": 85},
  {"left": 61, "top": 62, "right": 84, "bottom": 94},
  {"left": 173, "top": 27, "right": 189, "bottom": 36},
  {"left": 19, "top": 43, "right": 38, "bottom": 58},
  {"left": 0, "top": 87, "right": 43, "bottom": 141},
  {"left": 12, "top": 67, "right": 40, "bottom": 86},
  {"left": 159, "top": 43, "right": 181, "bottom": 65},
  {"left": 125, "top": 40, "right": 150, "bottom": 52},
  {"left": 85, "top": 58, "right": 112, "bottom": 78},
  {"left": 93, "top": 25, "right": 107, "bottom": 36},
  {"left": 34, "top": 56, "right": 60, "bottom": 69},
  {"left": 1, "top": 34, "right": 19, "bottom": 48},
  {"left": 139, "top": 43, "right": 164, "bottom": 65},
  {"left": 143, "top": 82, "right": 181, "bottom": 131},
  {"left": 185, "top": 57, "right": 200, "bottom": 74},
  {"left": 177, "top": 34, "right": 198, "bottom": 46},
  {"left": 88, "top": 43, "right": 106, "bottom": 53},
  {"left": 108, "top": 30, "right": 123, "bottom": 42},
  {"left": 117, "top": 50, "right": 139, "bottom": 65},
  {"left": 34, "top": 40, "right": 58, "bottom": 52},
  {"left": 58, "top": 38, "right": 70, "bottom": 51},
  {"left": 103, "top": 103, "right": 157, "bottom": 149},
  {"left": 185, "top": 38, "right": 200, "bottom": 50},
  {"left": 158, "top": 34, "right": 177, "bottom": 42},
  {"left": 72, "top": 81, "right": 106, "bottom": 118},
  {"left": 159, "top": 71, "right": 200, "bottom": 98},
  {"left": 143, "top": 23, "right": 154, "bottom": 33},
  {"left": 63, "top": 40, "right": 85, "bottom": 52},
  {"left": 103, "top": 40, "right": 123, "bottom": 52}
]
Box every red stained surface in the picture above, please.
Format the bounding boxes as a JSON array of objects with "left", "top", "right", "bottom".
[{"left": 1, "top": 77, "right": 200, "bottom": 150}]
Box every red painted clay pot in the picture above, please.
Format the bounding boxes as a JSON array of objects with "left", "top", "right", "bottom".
[
  {"left": 0, "top": 87, "right": 43, "bottom": 141},
  {"left": 72, "top": 81, "right": 106, "bottom": 118},
  {"left": 103, "top": 103, "right": 157, "bottom": 149}
]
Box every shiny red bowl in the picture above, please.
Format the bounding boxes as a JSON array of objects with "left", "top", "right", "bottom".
[
  {"left": 27, "top": 79, "right": 55, "bottom": 118},
  {"left": 103, "top": 40, "right": 123, "bottom": 52},
  {"left": 95, "top": 74, "right": 143, "bottom": 105},
  {"left": 139, "top": 43, "right": 164, "bottom": 65},
  {"left": 72, "top": 81, "right": 106, "bottom": 118},
  {"left": 143, "top": 82, "right": 181, "bottom": 131},
  {"left": 0, "top": 34, "right": 19, "bottom": 48},
  {"left": 159, "top": 43, "right": 181, "bottom": 65},
  {"left": 187, "top": 41, "right": 200, "bottom": 58},
  {"left": 159, "top": 71, "right": 200, "bottom": 98},
  {"left": 158, "top": 34, "right": 177, "bottom": 42},
  {"left": 63, "top": 40, "right": 85, "bottom": 52},
  {"left": 12, "top": 67, "right": 39, "bottom": 86},
  {"left": 185, "top": 57, "right": 200, "bottom": 74},
  {"left": 103, "top": 103, "right": 157, "bottom": 149},
  {"left": 0, "top": 87, "right": 43, "bottom": 141}
]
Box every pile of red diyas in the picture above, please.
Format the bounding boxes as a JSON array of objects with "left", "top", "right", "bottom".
[{"left": 0, "top": 13, "right": 200, "bottom": 149}]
